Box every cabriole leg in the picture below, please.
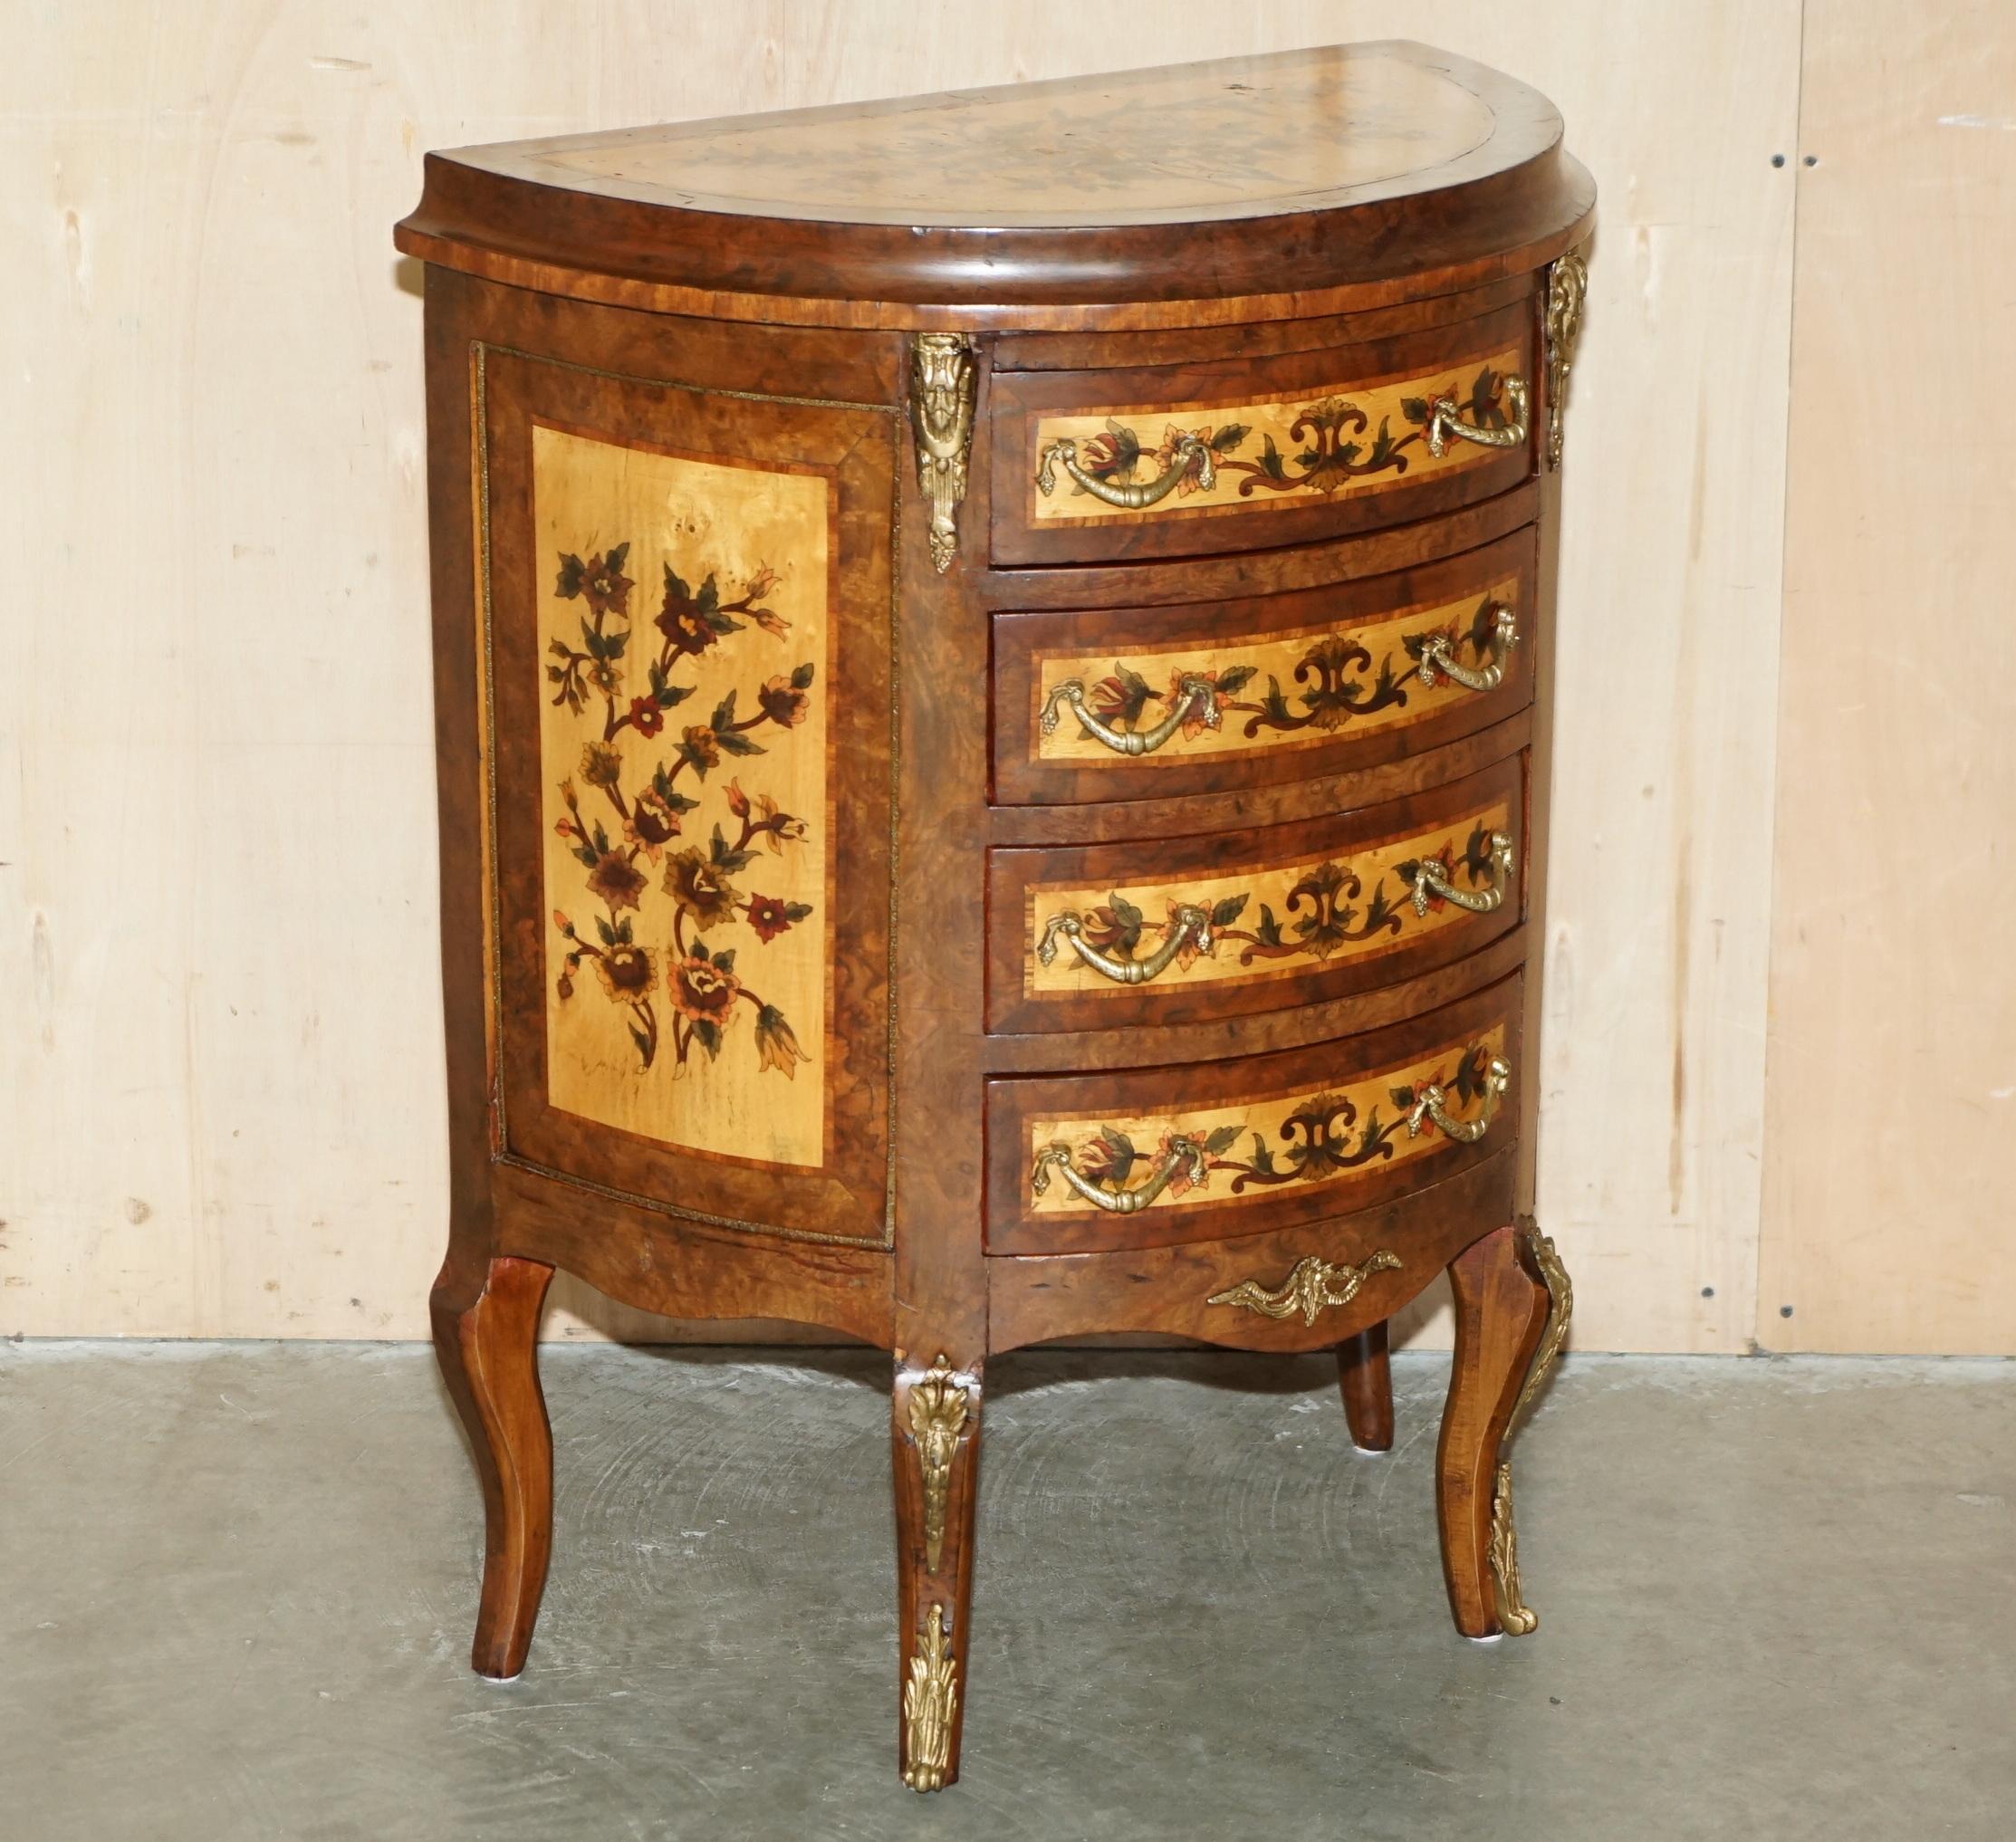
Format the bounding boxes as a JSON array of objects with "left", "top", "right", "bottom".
[
  {"left": 1337, "top": 1319, "right": 1395, "bottom": 1451},
  {"left": 1435, "top": 1226, "right": 1550, "bottom": 1638},
  {"left": 891, "top": 1349, "right": 982, "bottom": 1791},
  {"left": 431, "top": 1253, "right": 557, "bottom": 1679}
]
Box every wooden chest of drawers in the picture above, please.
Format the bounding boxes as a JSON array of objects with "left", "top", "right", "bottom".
[{"left": 397, "top": 40, "right": 1591, "bottom": 1791}]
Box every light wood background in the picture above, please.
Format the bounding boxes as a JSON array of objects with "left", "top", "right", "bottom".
[{"left": 2, "top": 2, "right": 2004, "bottom": 1352}]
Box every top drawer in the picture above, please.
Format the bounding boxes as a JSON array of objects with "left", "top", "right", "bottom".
[{"left": 988, "top": 301, "right": 1536, "bottom": 566}]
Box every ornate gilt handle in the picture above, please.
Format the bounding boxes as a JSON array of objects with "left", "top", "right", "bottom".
[
  {"left": 1206, "top": 1250, "right": 1403, "bottom": 1327},
  {"left": 1038, "top": 904, "right": 1211, "bottom": 984},
  {"left": 1036, "top": 434, "right": 1214, "bottom": 509},
  {"left": 1426, "top": 375, "right": 1531, "bottom": 458},
  {"left": 1040, "top": 674, "right": 1223, "bottom": 755},
  {"left": 1406, "top": 1055, "right": 1511, "bottom": 1144},
  {"left": 1031, "top": 1134, "right": 1208, "bottom": 1213},
  {"left": 1417, "top": 604, "right": 1518, "bottom": 693},
  {"left": 1404, "top": 831, "right": 1514, "bottom": 918}
]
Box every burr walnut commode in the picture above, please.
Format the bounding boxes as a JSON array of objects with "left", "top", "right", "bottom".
[{"left": 397, "top": 42, "right": 1592, "bottom": 1791}]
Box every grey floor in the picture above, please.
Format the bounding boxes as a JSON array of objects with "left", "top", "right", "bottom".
[{"left": 1, "top": 1343, "right": 2010, "bottom": 1842}]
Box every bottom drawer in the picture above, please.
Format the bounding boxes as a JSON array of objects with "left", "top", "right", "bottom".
[
  {"left": 988, "top": 1146, "right": 1516, "bottom": 1353},
  {"left": 984, "top": 973, "right": 1522, "bottom": 1255}
]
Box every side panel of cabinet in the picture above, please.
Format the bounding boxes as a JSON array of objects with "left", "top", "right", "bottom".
[{"left": 478, "top": 342, "right": 896, "bottom": 1245}]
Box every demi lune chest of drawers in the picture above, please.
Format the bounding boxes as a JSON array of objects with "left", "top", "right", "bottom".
[{"left": 397, "top": 40, "right": 1592, "bottom": 1792}]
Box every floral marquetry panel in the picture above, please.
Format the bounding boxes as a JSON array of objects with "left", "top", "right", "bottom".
[
  {"left": 481, "top": 345, "right": 896, "bottom": 1245},
  {"left": 985, "top": 979, "right": 1523, "bottom": 1255},
  {"left": 533, "top": 426, "right": 828, "bottom": 1167}
]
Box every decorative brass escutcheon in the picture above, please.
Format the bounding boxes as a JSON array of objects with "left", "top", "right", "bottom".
[
  {"left": 1037, "top": 903, "right": 1212, "bottom": 984},
  {"left": 1030, "top": 1133, "right": 1210, "bottom": 1213},
  {"left": 1404, "top": 831, "right": 1514, "bottom": 917},
  {"left": 1206, "top": 1250, "right": 1404, "bottom": 1327},
  {"left": 1425, "top": 374, "right": 1531, "bottom": 457},
  {"left": 1039, "top": 674, "right": 1224, "bottom": 755},
  {"left": 906, "top": 1354, "right": 972, "bottom": 1575},
  {"left": 1406, "top": 1055, "right": 1511, "bottom": 1143},
  {"left": 1544, "top": 251, "right": 1589, "bottom": 470},
  {"left": 910, "top": 333, "right": 976, "bottom": 572},
  {"left": 1416, "top": 603, "right": 1518, "bottom": 693},
  {"left": 1488, "top": 1220, "right": 1577, "bottom": 1637},
  {"left": 1488, "top": 1461, "right": 1539, "bottom": 1634},
  {"left": 901, "top": 1603, "right": 958, "bottom": 1792},
  {"left": 1512, "top": 1224, "right": 1574, "bottom": 1424},
  {"left": 1036, "top": 431, "right": 1215, "bottom": 508}
]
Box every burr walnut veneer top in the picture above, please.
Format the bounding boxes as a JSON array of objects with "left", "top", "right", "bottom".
[{"left": 395, "top": 41, "right": 1593, "bottom": 329}]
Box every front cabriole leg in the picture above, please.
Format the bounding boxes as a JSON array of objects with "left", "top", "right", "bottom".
[
  {"left": 1435, "top": 1224, "right": 1554, "bottom": 1637},
  {"left": 892, "top": 1348, "right": 982, "bottom": 1790}
]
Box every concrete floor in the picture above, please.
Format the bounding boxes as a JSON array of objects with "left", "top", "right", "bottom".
[{"left": 1, "top": 1343, "right": 2010, "bottom": 1842}]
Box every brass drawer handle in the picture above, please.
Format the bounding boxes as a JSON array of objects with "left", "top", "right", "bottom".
[
  {"left": 1425, "top": 373, "right": 1531, "bottom": 457},
  {"left": 1417, "top": 604, "right": 1518, "bottom": 693},
  {"left": 1207, "top": 1250, "right": 1403, "bottom": 1327},
  {"left": 1403, "top": 831, "right": 1514, "bottom": 918},
  {"left": 1040, "top": 673, "right": 1223, "bottom": 755},
  {"left": 1036, "top": 432, "right": 1214, "bottom": 509},
  {"left": 1031, "top": 1133, "right": 1210, "bottom": 1213},
  {"left": 1406, "top": 1055, "right": 1511, "bottom": 1144},
  {"left": 1038, "top": 903, "right": 1211, "bottom": 984}
]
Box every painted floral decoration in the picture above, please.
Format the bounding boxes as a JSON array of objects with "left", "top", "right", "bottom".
[{"left": 547, "top": 542, "right": 814, "bottom": 1078}]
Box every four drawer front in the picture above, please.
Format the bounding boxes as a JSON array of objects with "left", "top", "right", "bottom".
[
  {"left": 987, "top": 755, "right": 1522, "bottom": 1035},
  {"left": 984, "top": 975, "right": 1522, "bottom": 1254},
  {"left": 992, "top": 525, "right": 1535, "bottom": 805},
  {"left": 989, "top": 301, "right": 1536, "bottom": 565}
]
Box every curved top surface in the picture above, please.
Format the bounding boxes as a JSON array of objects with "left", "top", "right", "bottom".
[
  {"left": 491, "top": 43, "right": 1507, "bottom": 227},
  {"left": 396, "top": 42, "right": 1593, "bottom": 330}
]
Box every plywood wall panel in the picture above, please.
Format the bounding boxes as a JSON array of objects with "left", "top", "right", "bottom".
[
  {"left": 1759, "top": 0, "right": 2016, "bottom": 1353},
  {"left": 3, "top": 2, "right": 1800, "bottom": 1348}
]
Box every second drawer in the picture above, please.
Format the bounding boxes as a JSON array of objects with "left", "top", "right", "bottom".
[{"left": 987, "top": 753, "right": 1523, "bottom": 1034}]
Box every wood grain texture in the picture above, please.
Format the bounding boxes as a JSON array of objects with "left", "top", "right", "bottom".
[
  {"left": 988, "top": 978, "right": 1522, "bottom": 1256},
  {"left": 1436, "top": 1224, "right": 1549, "bottom": 1636},
  {"left": 992, "top": 308, "right": 1534, "bottom": 564},
  {"left": 891, "top": 1350, "right": 983, "bottom": 1789},
  {"left": 990, "top": 1146, "right": 1517, "bottom": 1352},
  {"left": 991, "top": 524, "right": 1536, "bottom": 807},
  {"left": 396, "top": 43, "right": 1591, "bottom": 331},
  {"left": 430, "top": 1253, "right": 557, "bottom": 1676},
  {"left": 991, "top": 755, "right": 1522, "bottom": 1035},
  {"left": 1338, "top": 1320, "right": 1396, "bottom": 1451},
  {"left": 1758, "top": 0, "right": 2016, "bottom": 1353},
  {"left": 530, "top": 426, "right": 831, "bottom": 1167},
  {"left": 3, "top": 2, "right": 1810, "bottom": 1352}
]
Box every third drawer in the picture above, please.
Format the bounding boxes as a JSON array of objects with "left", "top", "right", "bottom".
[{"left": 988, "top": 752, "right": 1523, "bottom": 1035}]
